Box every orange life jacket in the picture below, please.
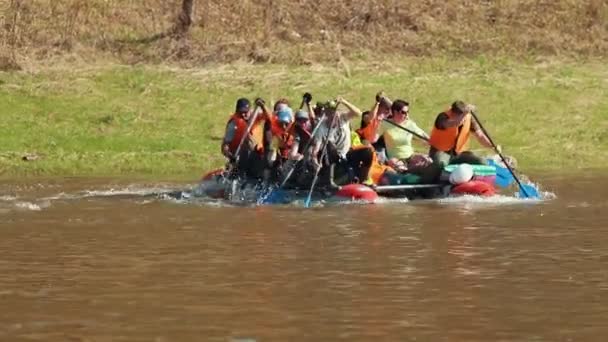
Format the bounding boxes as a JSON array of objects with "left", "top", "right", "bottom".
[
  {"left": 350, "top": 144, "right": 391, "bottom": 185},
  {"left": 270, "top": 116, "right": 296, "bottom": 158},
  {"left": 429, "top": 109, "right": 471, "bottom": 154},
  {"left": 226, "top": 113, "right": 265, "bottom": 154},
  {"left": 369, "top": 149, "right": 392, "bottom": 184},
  {"left": 356, "top": 117, "right": 380, "bottom": 143}
]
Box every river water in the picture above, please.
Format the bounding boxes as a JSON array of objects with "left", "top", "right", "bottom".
[{"left": 1, "top": 174, "right": 607, "bottom": 341}]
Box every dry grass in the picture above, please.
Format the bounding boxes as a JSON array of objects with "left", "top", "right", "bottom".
[{"left": 1, "top": 0, "right": 607, "bottom": 68}]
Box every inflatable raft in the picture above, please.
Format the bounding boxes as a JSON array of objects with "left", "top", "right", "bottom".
[{"left": 196, "top": 163, "right": 498, "bottom": 205}]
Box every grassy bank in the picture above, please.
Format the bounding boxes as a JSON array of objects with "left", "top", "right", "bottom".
[{"left": 1, "top": 58, "right": 607, "bottom": 179}]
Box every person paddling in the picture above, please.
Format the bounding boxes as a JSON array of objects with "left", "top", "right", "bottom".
[
  {"left": 265, "top": 106, "right": 296, "bottom": 181},
  {"left": 309, "top": 97, "right": 372, "bottom": 189},
  {"left": 221, "top": 98, "right": 270, "bottom": 179},
  {"left": 428, "top": 101, "right": 495, "bottom": 167},
  {"left": 286, "top": 93, "right": 317, "bottom": 160},
  {"left": 358, "top": 92, "right": 392, "bottom": 162},
  {"left": 371, "top": 99, "right": 431, "bottom": 172}
]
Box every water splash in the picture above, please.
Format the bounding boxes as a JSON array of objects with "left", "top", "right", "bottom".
[
  {"left": 437, "top": 194, "right": 541, "bottom": 205},
  {"left": 1, "top": 175, "right": 554, "bottom": 211},
  {"left": 15, "top": 202, "right": 44, "bottom": 211}
]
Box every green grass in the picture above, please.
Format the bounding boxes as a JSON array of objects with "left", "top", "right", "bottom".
[{"left": 1, "top": 57, "right": 606, "bottom": 179}]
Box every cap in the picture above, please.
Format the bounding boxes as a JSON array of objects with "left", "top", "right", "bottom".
[
  {"left": 325, "top": 100, "right": 338, "bottom": 110},
  {"left": 236, "top": 98, "right": 250, "bottom": 113},
  {"left": 277, "top": 107, "right": 293, "bottom": 123},
  {"left": 295, "top": 110, "right": 309, "bottom": 120}
]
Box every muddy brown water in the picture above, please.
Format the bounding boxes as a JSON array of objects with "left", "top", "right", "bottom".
[{"left": 1, "top": 174, "right": 607, "bottom": 341}]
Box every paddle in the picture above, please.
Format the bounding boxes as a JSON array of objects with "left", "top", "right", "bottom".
[
  {"left": 259, "top": 95, "right": 322, "bottom": 204},
  {"left": 227, "top": 105, "right": 261, "bottom": 199},
  {"left": 382, "top": 119, "right": 429, "bottom": 142},
  {"left": 471, "top": 111, "right": 540, "bottom": 199},
  {"left": 304, "top": 114, "right": 336, "bottom": 208},
  {"left": 275, "top": 93, "right": 322, "bottom": 188},
  {"left": 486, "top": 158, "right": 515, "bottom": 188},
  {"left": 278, "top": 114, "right": 326, "bottom": 188}
]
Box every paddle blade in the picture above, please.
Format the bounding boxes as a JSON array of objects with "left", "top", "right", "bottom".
[
  {"left": 228, "top": 179, "right": 239, "bottom": 201},
  {"left": 304, "top": 197, "right": 312, "bottom": 208},
  {"left": 261, "top": 189, "right": 290, "bottom": 205},
  {"left": 487, "top": 159, "right": 514, "bottom": 188},
  {"left": 496, "top": 171, "right": 515, "bottom": 188},
  {"left": 519, "top": 183, "right": 541, "bottom": 199}
]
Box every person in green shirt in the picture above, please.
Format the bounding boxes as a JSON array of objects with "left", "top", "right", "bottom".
[{"left": 371, "top": 99, "right": 430, "bottom": 172}]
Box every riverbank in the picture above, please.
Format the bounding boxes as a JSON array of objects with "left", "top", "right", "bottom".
[{"left": 1, "top": 57, "right": 606, "bottom": 179}]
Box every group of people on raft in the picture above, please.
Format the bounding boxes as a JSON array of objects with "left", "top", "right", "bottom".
[{"left": 220, "top": 92, "right": 497, "bottom": 191}]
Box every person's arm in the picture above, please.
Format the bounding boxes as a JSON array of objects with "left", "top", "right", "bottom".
[
  {"left": 255, "top": 98, "right": 273, "bottom": 121},
  {"left": 288, "top": 139, "right": 303, "bottom": 160},
  {"left": 302, "top": 92, "right": 315, "bottom": 121},
  {"left": 336, "top": 96, "right": 362, "bottom": 120},
  {"left": 471, "top": 119, "right": 494, "bottom": 149},
  {"left": 410, "top": 121, "right": 430, "bottom": 143},
  {"left": 371, "top": 121, "right": 387, "bottom": 144},
  {"left": 368, "top": 100, "right": 380, "bottom": 122},
  {"left": 305, "top": 102, "right": 316, "bottom": 122},
  {"left": 309, "top": 124, "right": 327, "bottom": 163},
  {"left": 311, "top": 137, "right": 322, "bottom": 156},
  {"left": 435, "top": 112, "right": 467, "bottom": 129},
  {"left": 308, "top": 139, "right": 323, "bottom": 170},
  {"left": 376, "top": 90, "right": 393, "bottom": 107},
  {"left": 263, "top": 120, "right": 274, "bottom": 153}
]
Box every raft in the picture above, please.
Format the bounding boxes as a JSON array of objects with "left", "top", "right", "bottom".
[{"left": 197, "top": 162, "right": 498, "bottom": 204}]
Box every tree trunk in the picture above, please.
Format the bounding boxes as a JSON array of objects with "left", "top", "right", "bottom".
[{"left": 175, "top": 0, "right": 194, "bottom": 37}]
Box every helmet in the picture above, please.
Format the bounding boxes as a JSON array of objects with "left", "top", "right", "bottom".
[
  {"left": 449, "top": 163, "right": 474, "bottom": 185},
  {"left": 236, "top": 98, "right": 250, "bottom": 113},
  {"left": 295, "top": 110, "right": 309, "bottom": 120},
  {"left": 325, "top": 100, "right": 338, "bottom": 110},
  {"left": 277, "top": 107, "right": 293, "bottom": 123}
]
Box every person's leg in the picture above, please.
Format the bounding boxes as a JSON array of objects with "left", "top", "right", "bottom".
[
  {"left": 375, "top": 147, "right": 387, "bottom": 164},
  {"left": 412, "top": 163, "right": 444, "bottom": 183},
  {"left": 236, "top": 148, "right": 252, "bottom": 179},
  {"left": 346, "top": 148, "right": 373, "bottom": 184},
  {"left": 429, "top": 147, "right": 452, "bottom": 168},
  {"left": 405, "top": 154, "right": 442, "bottom": 183},
  {"left": 357, "top": 148, "right": 373, "bottom": 184},
  {"left": 249, "top": 151, "right": 267, "bottom": 180},
  {"left": 321, "top": 143, "right": 340, "bottom": 189},
  {"left": 451, "top": 151, "right": 486, "bottom": 165}
]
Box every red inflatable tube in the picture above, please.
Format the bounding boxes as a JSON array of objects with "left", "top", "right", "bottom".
[
  {"left": 450, "top": 180, "right": 496, "bottom": 197},
  {"left": 334, "top": 184, "right": 379, "bottom": 202},
  {"left": 201, "top": 168, "right": 225, "bottom": 181}
]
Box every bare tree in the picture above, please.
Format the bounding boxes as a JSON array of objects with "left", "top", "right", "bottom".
[
  {"left": 174, "top": 0, "right": 194, "bottom": 38},
  {"left": 124, "top": 0, "right": 195, "bottom": 44}
]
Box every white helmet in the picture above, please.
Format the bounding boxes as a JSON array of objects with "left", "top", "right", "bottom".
[{"left": 449, "top": 163, "right": 474, "bottom": 185}]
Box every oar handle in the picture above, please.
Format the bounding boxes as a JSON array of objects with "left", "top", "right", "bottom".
[
  {"left": 305, "top": 115, "right": 336, "bottom": 207},
  {"left": 230, "top": 105, "right": 262, "bottom": 179},
  {"left": 278, "top": 114, "right": 327, "bottom": 188},
  {"left": 382, "top": 119, "right": 429, "bottom": 142},
  {"left": 470, "top": 111, "right": 531, "bottom": 197}
]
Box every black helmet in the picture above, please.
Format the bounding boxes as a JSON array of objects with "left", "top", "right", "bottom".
[{"left": 236, "top": 98, "right": 251, "bottom": 113}]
